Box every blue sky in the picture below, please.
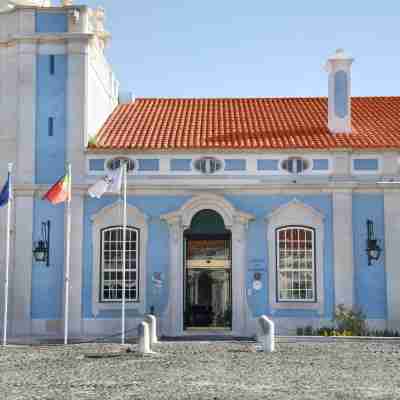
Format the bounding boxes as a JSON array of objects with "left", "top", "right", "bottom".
[{"left": 80, "top": 1, "right": 400, "bottom": 98}]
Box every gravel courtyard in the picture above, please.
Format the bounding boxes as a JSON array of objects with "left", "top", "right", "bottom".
[{"left": 0, "top": 340, "right": 399, "bottom": 400}]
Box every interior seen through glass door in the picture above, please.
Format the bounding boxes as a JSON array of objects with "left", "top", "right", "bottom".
[{"left": 184, "top": 237, "right": 232, "bottom": 329}]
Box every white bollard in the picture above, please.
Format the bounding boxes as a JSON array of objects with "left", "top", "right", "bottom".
[
  {"left": 258, "top": 315, "right": 275, "bottom": 352},
  {"left": 145, "top": 314, "right": 158, "bottom": 346},
  {"left": 138, "top": 321, "right": 151, "bottom": 354}
]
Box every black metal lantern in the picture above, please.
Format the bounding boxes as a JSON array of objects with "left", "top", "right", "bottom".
[
  {"left": 33, "top": 221, "right": 50, "bottom": 266},
  {"left": 366, "top": 219, "right": 382, "bottom": 266}
]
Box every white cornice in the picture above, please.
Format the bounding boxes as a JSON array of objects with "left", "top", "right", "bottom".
[
  {"left": 11, "top": 182, "right": 400, "bottom": 194},
  {"left": 0, "top": 32, "right": 93, "bottom": 47}
]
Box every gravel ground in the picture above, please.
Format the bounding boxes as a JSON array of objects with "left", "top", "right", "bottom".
[{"left": 0, "top": 340, "right": 399, "bottom": 400}]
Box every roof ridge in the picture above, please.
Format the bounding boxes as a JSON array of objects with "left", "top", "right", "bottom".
[{"left": 123, "top": 95, "right": 400, "bottom": 102}]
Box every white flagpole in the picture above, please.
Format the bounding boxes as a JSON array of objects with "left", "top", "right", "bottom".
[
  {"left": 121, "top": 162, "right": 127, "bottom": 345},
  {"left": 3, "top": 163, "right": 12, "bottom": 346},
  {"left": 64, "top": 164, "right": 72, "bottom": 345}
]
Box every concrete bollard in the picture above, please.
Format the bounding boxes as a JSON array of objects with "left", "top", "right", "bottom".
[
  {"left": 257, "top": 315, "right": 275, "bottom": 352},
  {"left": 145, "top": 314, "right": 158, "bottom": 346},
  {"left": 138, "top": 321, "right": 151, "bottom": 354}
]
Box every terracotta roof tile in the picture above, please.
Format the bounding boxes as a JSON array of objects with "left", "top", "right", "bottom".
[{"left": 92, "top": 97, "right": 400, "bottom": 151}]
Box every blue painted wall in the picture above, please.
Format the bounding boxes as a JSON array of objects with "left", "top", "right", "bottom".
[
  {"left": 334, "top": 70, "right": 348, "bottom": 118},
  {"left": 352, "top": 194, "right": 387, "bottom": 318},
  {"left": 312, "top": 159, "right": 329, "bottom": 171},
  {"left": 31, "top": 200, "right": 65, "bottom": 319},
  {"left": 89, "top": 159, "right": 106, "bottom": 172},
  {"left": 226, "top": 194, "right": 334, "bottom": 319},
  {"left": 224, "top": 159, "right": 246, "bottom": 171},
  {"left": 35, "top": 54, "right": 67, "bottom": 184},
  {"left": 34, "top": 192, "right": 389, "bottom": 323},
  {"left": 138, "top": 159, "right": 159, "bottom": 171},
  {"left": 170, "top": 159, "right": 192, "bottom": 171},
  {"left": 353, "top": 159, "right": 379, "bottom": 171},
  {"left": 36, "top": 12, "right": 68, "bottom": 33},
  {"left": 82, "top": 196, "right": 191, "bottom": 319},
  {"left": 257, "top": 159, "right": 279, "bottom": 171},
  {"left": 76, "top": 194, "right": 334, "bottom": 322},
  {"left": 32, "top": 47, "right": 68, "bottom": 319}
]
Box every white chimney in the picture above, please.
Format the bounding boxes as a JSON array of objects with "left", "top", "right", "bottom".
[{"left": 325, "top": 49, "right": 354, "bottom": 134}]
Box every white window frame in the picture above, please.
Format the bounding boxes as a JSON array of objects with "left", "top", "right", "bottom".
[
  {"left": 100, "top": 226, "right": 140, "bottom": 303},
  {"left": 276, "top": 226, "right": 316, "bottom": 303},
  {"left": 265, "top": 199, "right": 325, "bottom": 314},
  {"left": 91, "top": 202, "right": 148, "bottom": 316}
]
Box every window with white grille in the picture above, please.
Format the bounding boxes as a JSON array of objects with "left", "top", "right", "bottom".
[
  {"left": 101, "top": 226, "right": 139, "bottom": 302},
  {"left": 276, "top": 226, "right": 315, "bottom": 302}
]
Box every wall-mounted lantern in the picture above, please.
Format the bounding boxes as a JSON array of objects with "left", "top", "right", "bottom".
[
  {"left": 366, "top": 219, "right": 382, "bottom": 266},
  {"left": 33, "top": 221, "right": 50, "bottom": 267}
]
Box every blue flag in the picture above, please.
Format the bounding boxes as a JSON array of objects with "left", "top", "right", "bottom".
[{"left": 0, "top": 174, "right": 10, "bottom": 208}]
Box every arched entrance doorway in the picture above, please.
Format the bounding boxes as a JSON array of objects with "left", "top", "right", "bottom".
[
  {"left": 161, "top": 194, "right": 254, "bottom": 337},
  {"left": 184, "top": 210, "right": 232, "bottom": 330}
]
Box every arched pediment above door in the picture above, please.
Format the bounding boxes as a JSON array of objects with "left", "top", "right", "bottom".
[{"left": 161, "top": 194, "right": 254, "bottom": 230}]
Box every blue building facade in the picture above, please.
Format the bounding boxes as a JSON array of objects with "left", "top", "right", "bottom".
[{"left": 0, "top": 2, "right": 400, "bottom": 339}]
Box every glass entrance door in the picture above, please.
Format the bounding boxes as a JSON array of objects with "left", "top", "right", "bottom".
[{"left": 184, "top": 237, "right": 232, "bottom": 329}]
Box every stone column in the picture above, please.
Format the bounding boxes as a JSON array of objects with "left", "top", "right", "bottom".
[
  {"left": 66, "top": 191, "right": 84, "bottom": 337},
  {"left": 332, "top": 190, "right": 354, "bottom": 309},
  {"left": 384, "top": 190, "right": 400, "bottom": 330},
  {"left": 231, "top": 216, "right": 250, "bottom": 336},
  {"left": 161, "top": 215, "right": 184, "bottom": 336},
  {"left": 11, "top": 192, "right": 34, "bottom": 336}
]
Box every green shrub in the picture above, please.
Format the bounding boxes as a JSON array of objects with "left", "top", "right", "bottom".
[
  {"left": 296, "top": 327, "right": 304, "bottom": 336},
  {"left": 303, "top": 326, "right": 313, "bottom": 336},
  {"left": 334, "top": 304, "right": 366, "bottom": 336}
]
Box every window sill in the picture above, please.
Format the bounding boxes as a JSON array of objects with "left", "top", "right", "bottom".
[
  {"left": 271, "top": 301, "right": 322, "bottom": 313},
  {"left": 92, "top": 300, "right": 145, "bottom": 317}
]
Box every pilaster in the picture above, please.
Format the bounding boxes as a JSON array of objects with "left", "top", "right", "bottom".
[
  {"left": 332, "top": 190, "right": 354, "bottom": 309},
  {"left": 66, "top": 39, "right": 88, "bottom": 184},
  {"left": 16, "top": 41, "right": 36, "bottom": 184},
  {"left": 161, "top": 215, "right": 184, "bottom": 336},
  {"left": 381, "top": 152, "right": 399, "bottom": 176},
  {"left": 66, "top": 191, "right": 84, "bottom": 337},
  {"left": 231, "top": 218, "right": 250, "bottom": 336},
  {"left": 384, "top": 190, "right": 400, "bottom": 330},
  {"left": 11, "top": 193, "right": 34, "bottom": 336}
]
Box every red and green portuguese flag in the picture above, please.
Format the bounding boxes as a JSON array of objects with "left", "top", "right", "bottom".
[{"left": 43, "top": 173, "right": 71, "bottom": 205}]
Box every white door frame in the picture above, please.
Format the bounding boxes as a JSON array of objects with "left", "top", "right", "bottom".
[{"left": 161, "top": 194, "right": 254, "bottom": 337}]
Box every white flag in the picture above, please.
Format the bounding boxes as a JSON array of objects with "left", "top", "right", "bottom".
[{"left": 88, "top": 167, "right": 123, "bottom": 198}]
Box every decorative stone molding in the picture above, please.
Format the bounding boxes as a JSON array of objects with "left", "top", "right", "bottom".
[
  {"left": 160, "top": 194, "right": 254, "bottom": 336},
  {"left": 265, "top": 199, "right": 325, "bottom": 314},
  {"left": 91, "top": 201, "right": 148, "bottom": 317},
  {"left": 266, "top": 198, "right": 325, "bottom": 223}
]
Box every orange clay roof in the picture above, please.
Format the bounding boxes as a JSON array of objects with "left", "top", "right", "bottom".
[{"left": 91, "top": 97, "right": 400, "bottom": 151}]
